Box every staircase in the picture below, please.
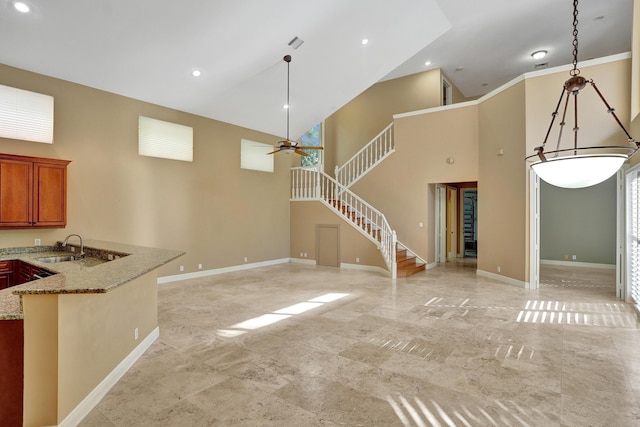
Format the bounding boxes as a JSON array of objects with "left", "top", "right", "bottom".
[
  {"left": 291, "top": 122, "right": 427, "bottom": 279},
  {"left": 292, "top": 166, "right": 398, "bottom": 278},
  {"left": 396, "top": 244, "right": 426, "bottom": 277},
  {"left": 335, "top": 123, "right": 394, "bottom": 188}
]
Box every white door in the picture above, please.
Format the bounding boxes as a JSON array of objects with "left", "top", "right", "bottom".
[
  {"left": 436, "top": 185, "right": 446, "bottom": 263},
  {"left": 447, "top": 186, "right": 457, "bottom": 261}
]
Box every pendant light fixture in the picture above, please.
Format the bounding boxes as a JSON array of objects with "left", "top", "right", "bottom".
[
  {"left": 526, "top": 0, "right": 638, "bottom": 188},
  {"left": 268, "top": 55, "right": 324, "bottom": 156}
]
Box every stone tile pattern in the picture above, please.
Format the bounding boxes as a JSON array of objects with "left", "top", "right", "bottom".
[{"left": 80, "top": 261, "right": 640, "bottom": 426}]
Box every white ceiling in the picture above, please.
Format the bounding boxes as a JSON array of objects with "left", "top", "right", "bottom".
[{"left": 0, "top": 0, "right": 633, "bottom": 141}]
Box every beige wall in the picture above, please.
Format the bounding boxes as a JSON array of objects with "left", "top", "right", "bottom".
[
  {"left": 324, "top": 69, "right": 448, "bottom": 175},
  {"left": 290, "top": 201, "right": 386, "bottom": 269},
  {"left": 22, "top": 272, "right": 157, "bottom": 425},
  {"left": 477, "top": 81, "right": 528, "bottom": 282},
  {"left": 0, "top": 64, "right": 295, "bottom": 277}
]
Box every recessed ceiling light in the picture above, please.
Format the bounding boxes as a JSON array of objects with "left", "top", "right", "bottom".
[
  {"left": 425, "top": 61, "right": 432, "bottom": 66},
  {"left": 191, "top": 70, "right": 201, "bottom": 77},
  {"left": 13, "top": 2, "right": 30, "bottom": 13},
  {"left": 531, "top": 50, "right": 547, "bottom": 60},
  {"left": 361, "top": 39, "right": 369, "bottom": 45}
]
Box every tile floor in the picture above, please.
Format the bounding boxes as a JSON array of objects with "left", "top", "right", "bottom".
[{"left": 80, "top": 260, "right": 640, "bottom": 426}]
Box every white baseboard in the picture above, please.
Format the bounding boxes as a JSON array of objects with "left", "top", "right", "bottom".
[
  {"left": 157, "top": 258, "right": 291, "bottom": 284},
  {"left": 540, "top": 259, "right": 616, "bottom": 270},
  {"left": 341, "top": 263, "right": 389, "bottom": 276},
  {"left": 426, "top": 261, "right": 438, "bottom": 270},
  {"left": 58, "top": 327, "right": 159, "bottom": 427},
  {"left": 290, "top": 258, "right": 316, "bottom": 265},
  {"left": 476, "top": 269, "right": 527, "bottom": 288}
]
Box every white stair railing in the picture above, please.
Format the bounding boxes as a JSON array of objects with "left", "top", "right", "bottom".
[
  {"left": 335, "top": 123, "right": 394, "bottom": 188},
  {"left": 291, "top": 167, "right": 397, "bottom": 278}
]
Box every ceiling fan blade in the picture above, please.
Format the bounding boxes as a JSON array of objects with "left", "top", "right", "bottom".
[
  {"left": 294, "top": 148, "right": 310, "bottom": 156},
  {"left": 267, "top": 148, "right": 282, "bottom": 155},
  {"left": 295, "top": 146, "right": 324, "bottom": 150}
]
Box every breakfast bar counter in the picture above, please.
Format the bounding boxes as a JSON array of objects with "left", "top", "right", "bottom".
[
  {"left": 0, "top": 240, "right": 184, "bottom": 320},
  {"left": 0, "top": 239, "right": 184, "bottom": 427}
]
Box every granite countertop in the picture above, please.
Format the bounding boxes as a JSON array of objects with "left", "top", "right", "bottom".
[{"left": 0, "top": 240, "right": 184, "bottom": 320}]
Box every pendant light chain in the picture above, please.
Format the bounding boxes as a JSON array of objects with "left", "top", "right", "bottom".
[{"left": 570, "top": 0, "right": 580, "bottom": 76}]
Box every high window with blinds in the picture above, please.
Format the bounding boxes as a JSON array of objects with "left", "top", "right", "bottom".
[
  {"left": 138, "top": 116, "right": 193, "bottom": 162},
  {"left": 0, "top": 84, "right": 54, "bottom": 144}
]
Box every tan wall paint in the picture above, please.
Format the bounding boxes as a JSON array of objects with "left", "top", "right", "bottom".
[
  {"left": 290, "top": 201, "right": 386, "bottom": 269},
  {"left": 477, "top": 81, "right": 527, "bottom": 282},
  {"left": 22, "top": 294, "right": 58, "bottom": 427},
  {"left": 349, "top": 105, "right": 480, "bottom": 264},
  {"left": 633, "top": 0, "right": 640, "bottom": 120},
  {"left": 324, "top": 69, "right": 443, "bottom": 174},
  {"left": 524, "top": 59, "right": 632, "bottom": 156},
  {"left": 0, "top": 64, "right": 294, "bottom": 277},
  {"left": 22, "top": 272, "right": 157, "bottom": 425},
  {"left": 631, "top": 0, "right": 640, "bottom": 166}
]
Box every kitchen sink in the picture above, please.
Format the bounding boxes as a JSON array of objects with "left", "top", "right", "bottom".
[{"left": 36, "top": 255, "right": 77, "bottom": 263}]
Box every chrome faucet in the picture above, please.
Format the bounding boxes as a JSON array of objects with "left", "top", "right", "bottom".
[{"left": 62, "top": 234, "right": 84, "bottom": 258}]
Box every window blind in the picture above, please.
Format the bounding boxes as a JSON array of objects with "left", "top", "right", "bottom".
[
  {"left": 0, "top": 84, "right": 54, "bottom": 144},
  {"left": 627, "top": 168, "right": 640, "bottom": 306},
  {"left": 138, "top": 116, "right": 193, "bottom": 162},
  {"left": 240, "top": 139, "right": 274, "bottom": 172}
]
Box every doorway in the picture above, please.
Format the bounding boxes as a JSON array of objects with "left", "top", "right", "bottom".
[
  {"left": 435, "top": 182, "right": 478, "bottom": 263},
  {"left": 530, "top": 171, "right": 621, "bottom": 295}
]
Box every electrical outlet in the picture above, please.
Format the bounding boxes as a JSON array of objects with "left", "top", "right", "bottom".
[
  {"left": 134, "top": 327, "right": 139, "bottom": 340},
  {"left": 108, "top": 254, "right": 114, "bottom": 261},
  {"left": 179, "top": 265, "right": 184, "bottom": 272},
  {"left": 572, "top": 255, "right": 577, "bottom": 260},
  {"left": 356, "top": 257, "right": 360, "bottom": 263},
  {"left": 303, "top": 252, "right": 307, "bottom": 258},
  {"left": 497, "top": 266, "right": 501, "bottom": 273},
  {"left": 198, "top": 263, "right": 202, "bottom": 270},
  {"left": 34, "top": 238, "right": 41, "bottom": 246},
  {"left": 300, "top": 252, "right": 304, "bottom": 257},
  {"left": 244, "top": 257, "right": 248, "bottom": 263},
  {"left": 70, "top": 246, "right": 76, "bottom": 253}
]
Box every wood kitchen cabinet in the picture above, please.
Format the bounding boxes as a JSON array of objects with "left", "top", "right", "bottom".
[
  {"left": 0, "top": 260, "right": 14, "bottom": 290},
  {"left": 0, "top": 153, "right": 71, "bottom": 229}
]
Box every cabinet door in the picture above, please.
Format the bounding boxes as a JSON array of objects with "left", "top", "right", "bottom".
[
  {"left": 33, "top": 162, "right": 67, "bottom": 227},
  {"left": 0, "top": 260, "right": 14, "bottom": 289},
  {"left": 0, "top": 159, "right": 33, "bottom": 227},
  {"left": 13, "top": 260, "right": 31, "bottom": 285},
  {"left": 0, "top": 272, "right": 13, "bottom": 289}
]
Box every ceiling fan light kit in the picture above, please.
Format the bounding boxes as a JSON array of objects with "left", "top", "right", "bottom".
[
  {"left": 525, "top": 0, "right": 638, "bottom": 189},
  {"left": 268, "top": 55, "right": 323, "bottom": 157}
]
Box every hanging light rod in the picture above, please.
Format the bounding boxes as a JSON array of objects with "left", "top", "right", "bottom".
[
  {"left": 526, "top": 0, "right": 638, "bottom": 188},
  {"left": 267, "top": 55, "right": 324, "bottom": 156}
]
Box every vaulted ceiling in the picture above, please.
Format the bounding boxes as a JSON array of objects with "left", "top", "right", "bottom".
[{"left": 0, "top": 0, "right": 633, "bottom": 140}]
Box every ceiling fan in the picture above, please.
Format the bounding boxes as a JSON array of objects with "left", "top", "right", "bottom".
[{"left": 268, "top": 55, "right": 324, "bottom": 156}]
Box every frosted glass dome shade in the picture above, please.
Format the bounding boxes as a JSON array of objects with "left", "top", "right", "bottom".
[{"left": 531, "top": 154, "right": 626, "bottom": 188}]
